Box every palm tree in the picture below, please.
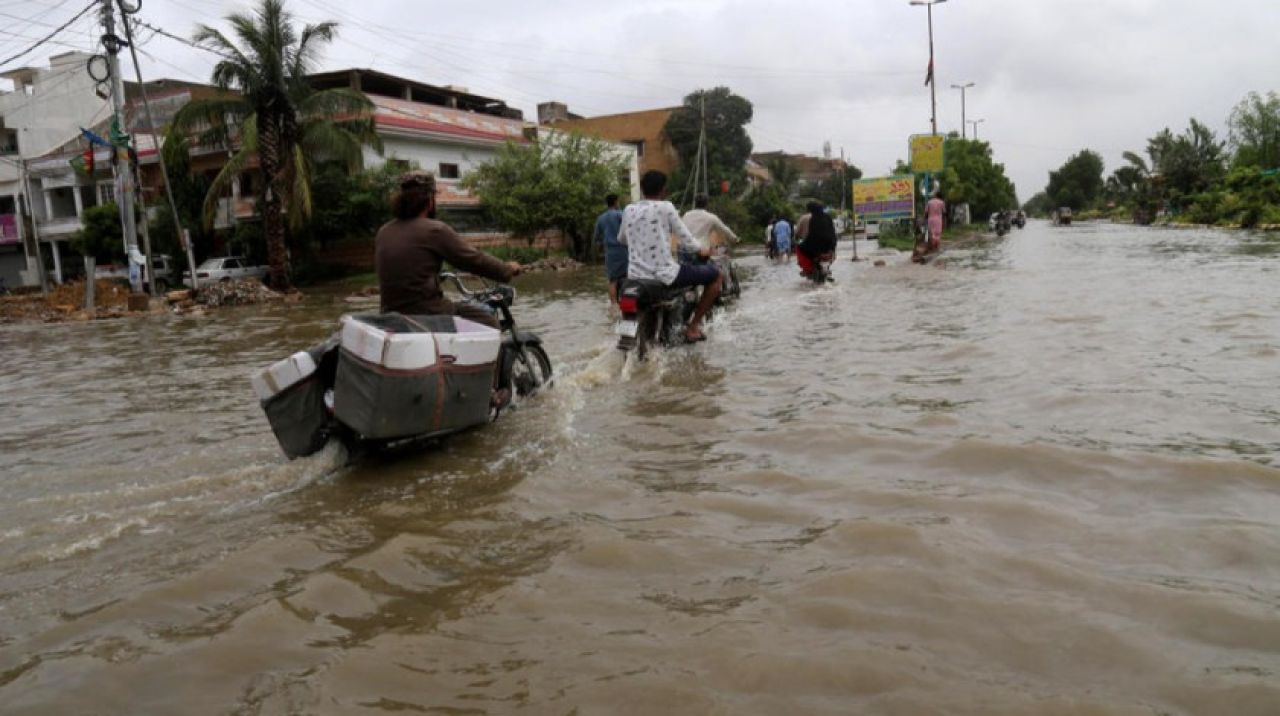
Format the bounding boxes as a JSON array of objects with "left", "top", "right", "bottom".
[{"left": 172, "top": 0, "right": 382, "bottom": 290}]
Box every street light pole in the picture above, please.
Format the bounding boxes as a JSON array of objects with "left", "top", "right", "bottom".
[
  {"left": 967, "top": 118, "right": 985, "bottom": 139},
  {"left": 951, "top": 81, "right": 974, "bottom": 138},
  {"left": 910, "top": 0, "right": 948, "bottom": 136}
]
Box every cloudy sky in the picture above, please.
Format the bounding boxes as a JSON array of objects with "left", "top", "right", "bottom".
[{"left": 4, "top": 0, "right": 1277, "bottom": 199}]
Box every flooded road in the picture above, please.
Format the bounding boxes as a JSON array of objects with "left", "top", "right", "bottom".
[{"left": 1, "top": 221, "right": 1277, "bottom": 714}]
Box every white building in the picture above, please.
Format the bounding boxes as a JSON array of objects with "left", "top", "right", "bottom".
[
  {"left": 0, "top": 52, "right": 109, "bottom": 288},
  {"left": 310, "top": 69, "right": 638, "bottom": 220}
]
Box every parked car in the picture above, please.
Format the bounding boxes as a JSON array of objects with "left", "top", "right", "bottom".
[
  {"left": 95, "top": 254, "right": 182, "bottom": 293},
  {"left": 183, "top": 256, "right": 269, "bottom": 287}
]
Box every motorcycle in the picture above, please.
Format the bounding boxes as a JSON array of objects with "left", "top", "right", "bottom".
[
  {"left": 1013, "top": 211, "right": 1027, "bottom": 229},
  {"left": 615, "top": 278, "right": 698, "bottom": 360},
  {"left": 992, "top": 211, "right": 1012, "bottom": 237},
  {"left": 802, "top": 251, "right": 835, "bottom": 284},
  {"left": 253, "top": 272, "right": 551, "bottom": 461}
]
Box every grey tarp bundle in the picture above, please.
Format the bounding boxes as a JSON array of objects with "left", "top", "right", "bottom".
[
  {"left": 333, "top": 314, "right": 497, "bottom": 441},
  {"left": 260, "top": 335, "right": 339, "bottom": 459}
]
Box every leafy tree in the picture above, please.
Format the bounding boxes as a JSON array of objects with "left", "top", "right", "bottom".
[
  {"left": 819, "top": 163, "right": 862, "bottom": 206},
  {"left": 664, "top": 87, "right": 754, "bottom": 201},
  {"left": 1228, "top": 91, "right": 1280, "bottom": 170},
  {"left": 1155, "top": 119, "right": 1225, "bottom": 199},
  {"left": 171, "top": 0, "right": 382, "bottom": 290},
  {"left": 743, "top": 184, "right": 793, "bottom": 231},
  {"left": 938, "top": 138, "right": 1017, "bottom": 220},
  {"left": 1022, "top": 191, "right": 1053, "bottom": 217},
  {"left": 463, "top": 131, "right": 630, "bottom": 260},
  {"left": 1104, "top": 151, "right": 1158, "bottom": 223},
  {"left": 1046, "top": 149, "right": 1105, "bottom": 210},
  {"left": 71, "top": 203, "right": 125, "bottom": 262},
  {"left": 303, "top": 160, "right": 404, "bottom": 247},
  {"left": 763, "top": 155, "right": 800, "bottom": 195},
  {"left": 150, "top": 129, "right": 216, "bottom": 261}
]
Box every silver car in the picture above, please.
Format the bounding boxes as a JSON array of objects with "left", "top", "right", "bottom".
[{"left": 183, "top": 256, "right": 269, "bottom": 287}]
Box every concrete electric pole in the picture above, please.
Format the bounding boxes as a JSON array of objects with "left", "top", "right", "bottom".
[{"left": 98, "top": 0, "right": 142, "bottom": 293}]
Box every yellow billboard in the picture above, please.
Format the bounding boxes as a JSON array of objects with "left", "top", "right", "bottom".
[
  {"left": 909, "top": 134, "right": 946, "bottom": 173},
  {"left": 853, "top": 175, "right": 915, "bottom": 220}
]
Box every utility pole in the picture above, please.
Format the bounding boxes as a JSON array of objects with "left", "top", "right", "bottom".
[
  {"left": 98, "top": 0, "right": 142, "bottom": 294},
  {"left": 967, "top": 118, "right": 985, "bottom": 139},
  {"left": 19, "top": 159, "right": 49, "bottom": 297},
  {"left": 951, "top": 82, "right": 974, "bottom": 138},
  {"left": 120, "top": 7, "right": 198, "bottom": 295},
  {"left": 910, "top": 0, "right": 948, "bottom": 135}
]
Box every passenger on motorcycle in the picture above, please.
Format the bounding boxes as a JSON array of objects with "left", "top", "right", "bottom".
[
  {"left": 375, "top": 170, "right": 522, "bottom": 329},
  {"left": 619, "top": 171, "right": 721, "bottom": 342},
  {"left": 796, "top": 201, "right": 837, "bottom": 277},
  {"left": 683, "top": 193, "right": 740, "bottom": 295}
]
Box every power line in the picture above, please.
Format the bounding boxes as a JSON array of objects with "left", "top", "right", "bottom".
[
  {"left": 133, "top": 19, "right": 236, "bottom": 61},
  {"left": 0, "top": 0, "right": 97, "bottom": 71}
]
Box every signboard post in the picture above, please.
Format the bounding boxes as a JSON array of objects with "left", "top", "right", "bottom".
[{"left": 909, "top": 134, "right": 947, "bottom": 198}]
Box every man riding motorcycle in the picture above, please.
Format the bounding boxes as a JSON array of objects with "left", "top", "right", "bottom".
[
  {"left": 619, "top": 171, "right": 721, "bottom": 342},
  {"left": 375, "top": 170, "right": 522, "bottom": 328}
]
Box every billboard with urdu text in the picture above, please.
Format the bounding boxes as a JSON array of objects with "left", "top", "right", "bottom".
[
  {"left": 853, "top": 176, "right": 916, "bottom": 221},
  {"left": 909, "top": 134, "right": 946, "bottom": 174}
]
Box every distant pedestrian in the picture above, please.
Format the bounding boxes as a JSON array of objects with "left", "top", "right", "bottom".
[
  {"left": 925, "top": 192, "right": 946, "bottom": 252},
  {"left": 773, "top": 215, "right": 793, "bottom": 262},
  {"left": 766, "top": 220, "right": 777, "bottom": 259},
  {"left": 593, "top": 193, "right": 626, "bottom": 305}
]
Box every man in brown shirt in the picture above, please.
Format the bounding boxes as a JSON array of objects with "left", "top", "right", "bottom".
[{"left": 375, "top": 171, "right": 521, "bottom": 328}]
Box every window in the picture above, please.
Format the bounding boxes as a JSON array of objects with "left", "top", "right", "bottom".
[
  {"left": 624, "top": 140, "right": 645, "bottom": 158},
  {"left": 0, "top": 127, "right": 17, "bottom": 155},
  {"left": 97, "top": 183, "right": 115, "bottom": 205},
  {"left": 438, "top": 162, "right": 460, "bottom": 180}
]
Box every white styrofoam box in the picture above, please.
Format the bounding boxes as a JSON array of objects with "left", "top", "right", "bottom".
[
  {"left": 340, "top": 315, "right": 438, "bottom": 370},
  {"left": 435, "top": 317, "right": 502, "bottom": 366},
  {"left": 251, "top": 350, "right": 318, "bottom": 401},
  {"left": 383, "top": 334, "right": 439, "bottom": 370}
]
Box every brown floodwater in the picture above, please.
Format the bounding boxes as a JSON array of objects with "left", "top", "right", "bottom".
[{"left": 0, "top": 221, "right": 1277, "bottom": 714}]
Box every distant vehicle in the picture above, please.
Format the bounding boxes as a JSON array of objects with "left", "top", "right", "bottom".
[
  {"left": 96, "top": 254, "right": 182, "bottom": 293},
  {"left": 1052, "top": 207, "right": 1073, "bottom": 226},
  {"left": 183, "top": 256, "right": 269, "bottom": 287},
  {"left": 865, "top": 220, "right": 881, "bottom": 239},
  {"left": 1013, "top": 210, "right": 1027, "bottom": 229}
]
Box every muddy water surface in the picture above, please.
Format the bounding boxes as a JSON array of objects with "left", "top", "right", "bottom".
[{"left": 1, "top": 221, "right": 1278, "bottom": 714}]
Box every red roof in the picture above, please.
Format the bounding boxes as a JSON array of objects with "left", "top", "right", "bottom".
[{"left": 370, "top": 95, "right": 527, "bottom": 144}]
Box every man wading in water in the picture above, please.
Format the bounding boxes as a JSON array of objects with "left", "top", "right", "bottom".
[
  {"left": 375, "top": 171, "right": 522, "bottom": 328},
  {"left": 594, "top": 193, "right": 627, "bottom": 307},
  {"left": 619, "top": 171, "right": 721, "bottom": 342}
]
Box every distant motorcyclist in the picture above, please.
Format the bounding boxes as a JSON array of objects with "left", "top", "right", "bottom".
[
  {"left": 375, "top": 170, "right": 521, "bottom": 329},
  {"left": 619, "top": 171, "right": 721, "bottom": 342},
  {"left": 796, "top": 201, "right": 837, "bottom": 278}
]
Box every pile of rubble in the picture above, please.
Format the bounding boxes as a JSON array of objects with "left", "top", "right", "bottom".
[
  {"left": 0, "top": 279, "right": 134, "bottom": 324},
  {"left": 194, "top": 278, "right": 287, "bottom": 308},
  {"left": 523, "top": 256, "right": 584, "bottom": 273},
  {"left": 167, "top": 279, "right": 296, "bottom": 315}
]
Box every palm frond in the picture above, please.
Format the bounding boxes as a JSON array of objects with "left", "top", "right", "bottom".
[
  {"left": 201, "top": 146, "right": 255, "bottom": 230},
  {"left": 170, "top": 96, "right": 252, "bottom": 147},
  {"left": 286, "top": 143, "right": 313, "bottom": 231}
]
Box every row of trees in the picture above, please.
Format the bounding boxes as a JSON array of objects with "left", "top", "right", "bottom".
[{"left": 1028, "top": 91, "right": 1280, "bottom": 227}]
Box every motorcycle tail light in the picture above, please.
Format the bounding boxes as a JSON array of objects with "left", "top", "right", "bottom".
[{"left": 618, "top": 296, "right": 638, "bottom": 313}]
